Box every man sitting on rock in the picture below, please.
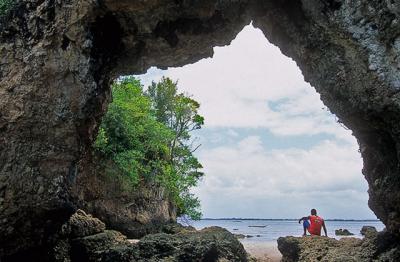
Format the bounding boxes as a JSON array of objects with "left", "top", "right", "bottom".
[{"left": 298, "top": 209, "right": 327, "bottom": 237}]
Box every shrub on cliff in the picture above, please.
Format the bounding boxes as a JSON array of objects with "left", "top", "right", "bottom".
[
  {"left": 95, "top": 77, "right": 204, "bottom": 220},
  {"left": 95, "top": 78, "right": 173, "bottom": 185},
  {"left": 0, "top": 0, "right": 13, "bottom": 16}
]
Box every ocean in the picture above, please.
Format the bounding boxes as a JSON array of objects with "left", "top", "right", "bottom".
[{"left": 190, "top": 219, "right": 385, "bottom": 242}]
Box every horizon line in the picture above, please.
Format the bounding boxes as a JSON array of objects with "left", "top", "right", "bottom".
[{"left": 198, "top": 217, "right": 381, "bottom": 221}]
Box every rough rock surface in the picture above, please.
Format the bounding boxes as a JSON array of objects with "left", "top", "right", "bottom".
[
  {"left": 53, "top": 211, "right": 248, "bottom": 262},
  {"left": 335, "top": 229, "right": 354, "bottom": 236},
  {"left": 1, "top": 0, "right": 400, "bottom": 259},
  {"left": 74, "top": 155, "right": 177, "bottom": 239},
  {"left": 52, "top": 209, "right": 128, "bottom": 262},
  {"left": 361, "top": 226, "right": 378, "bottom": 237},
  {"left": 278, "top": 228, "right": 400, "bottom": 261},
  {"left": 62, "top": 209, "right": 106, "bottom": 238},
  {"left": 100, "top": 226, "right": 248, "bottom": 262}
]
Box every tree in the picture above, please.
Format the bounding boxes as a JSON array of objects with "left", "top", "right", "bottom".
[
  {"left": 95, "top": 77, "right": 204, "bottom": 220},
  {"left": 94, "top": 77, "right": 173, "bottom": 185},
  {"left": 147, "top": 77, "right": 205, "bottom": 218}
]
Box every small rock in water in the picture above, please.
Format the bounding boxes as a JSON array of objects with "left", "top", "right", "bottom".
[
  {"left": 360, "top": 226, "right": 377, "bottom": 237},
  {"left": 234, "top": 234, "right": 246, "bottom": 239},
  {"left": 335, "top": 229, "right": 354, "bottom": 236}
]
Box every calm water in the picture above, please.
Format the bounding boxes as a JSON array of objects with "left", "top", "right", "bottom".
[{"left": 190, "top": 219, "right": 385, "bottom": 242}]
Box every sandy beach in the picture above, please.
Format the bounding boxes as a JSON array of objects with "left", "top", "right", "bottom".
[{"left": 241, "top": 240, "right": 282, "bottom": 262}]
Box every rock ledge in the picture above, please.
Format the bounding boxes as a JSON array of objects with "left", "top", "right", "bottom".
[{"left": 278, "top": 227, "right": 400, "bottom": 262}]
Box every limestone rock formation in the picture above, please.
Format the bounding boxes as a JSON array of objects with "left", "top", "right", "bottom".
[
  {"left": 361, "top": 225, "right": 378, "bottom": 237},
  {"left": 278, "top": 228, "right": 400, "bottom": 261},
  {"left": 113, "top": 226, "right": 248, "bottom": 262},
  {"left": 53, "top": 210, "right": 247, "bottom": 262},
  {"left": 74, "top": 155, "right": 177, "bottom": 239},
  {"left": 62, "top": 209, "right": 106, "bottom": 238},
  {"left": 335, "top": 229, "right": 354, "bottom": 236},
  {"left": 1, "top": 0, "right": 400, "bottom": 260}
]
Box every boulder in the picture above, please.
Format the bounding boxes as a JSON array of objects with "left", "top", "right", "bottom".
[
  {"left": 335, "top": 229, "right": 354, "bottom": 236},
  {"left": 71, "top": 226, "right": 247, "bottom": 262},
  {"left": 160, "top": 223, "right": 196, "bottom": 235},
  {"left": 53, "top": 211, "right": 248, "bottom": 262},
  {"left": 235, "top": 234, "right": 246, "bottom": 239},
  {"left": 70, "top": 230, "right": 128, "bottom": 261},
  {"left": 132, "top": 226, "right": 248, "bottom": 262},
  {"left": 277, "top": 237, "right": 301, "bottom": 262},
  {"left": 278, "top": 231, "right": 400, "bottom": 262},
  {"left": 62, "top": 209, "right": 106, "bottom": 238},
  {"left": 360, "top": 226, "right": 378, "bottom": 237}
]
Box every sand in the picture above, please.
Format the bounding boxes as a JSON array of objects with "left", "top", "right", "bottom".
[{"left": 241, "top": 240, "right": 282, "bottom": 262}]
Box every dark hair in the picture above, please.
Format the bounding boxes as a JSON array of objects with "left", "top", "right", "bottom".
[{"left": 311, "top": 209, "right": 317, "bottom": 215}]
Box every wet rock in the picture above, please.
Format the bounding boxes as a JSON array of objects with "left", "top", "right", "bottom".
[
  {"left": 70, "top": 230, "right": 127, "bottom": 261},
  {"left": 53, "top": 211, "right": 247, "bottom": 262},
  {"left": 235, "top": 234, "right": 246, "bottom": 239},
  {"left": 100, "top": 226, "right": 248, "bottom": 262},
  {"left": 360, "top": 226, "right": 378, "bottom": 237},
  {"left": 277, "top": 237, "right": 301, "bottom": 262},
  {"left": 278, "top": 230, "right": 400, "bottom": 262},
  {"left": 233, "top": 233, "right": 259, "bottom": 239},
  {"left": 335, "top": 229, "right": 354, "bottom": 236},
  {"left": 62, "top": 209, "right": 106, "bottom": 238},
  {"left": 160, "top": 222, "right": 196, "bottom": 235}
]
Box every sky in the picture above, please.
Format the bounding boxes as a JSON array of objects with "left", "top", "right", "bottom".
[{"left": 136, "top": 24, "right": 377, "bottom": 220}]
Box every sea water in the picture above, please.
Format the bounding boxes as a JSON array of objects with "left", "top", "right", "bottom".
[{"left": 190, "top": 219, "right": 385, "bottom": 242}]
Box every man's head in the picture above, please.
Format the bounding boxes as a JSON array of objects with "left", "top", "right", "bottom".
[{"left": 311, "top": 209, "right": 317, "bottom": 215}]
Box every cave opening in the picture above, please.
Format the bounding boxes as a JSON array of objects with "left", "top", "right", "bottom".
[
  {"left": 3, "top": 1, "right": 400, "bottom": 260},
  {"left": 99, "top": 24, "right": 383, "bottom": 233}
]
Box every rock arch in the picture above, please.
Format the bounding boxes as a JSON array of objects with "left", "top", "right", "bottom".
[{"left": 1, "top": 0, "right": 400, "bottom": 258}]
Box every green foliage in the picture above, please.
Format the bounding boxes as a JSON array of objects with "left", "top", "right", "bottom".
[
  {"left": 0, "top": 0, "right": 13, "bottom": 16},
  {"left": 94, "top": 77, "right": 174, "bottom": 185},
  {"left": 95, "top": 77, "right": 204, "bottom": 220},
  {"left": 146, "top": 77, "right": 205, "bottom": 219}
]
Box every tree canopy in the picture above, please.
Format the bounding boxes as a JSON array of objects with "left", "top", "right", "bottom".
[{"left": 95, "top": 77, "right": 204, "bottom": 220}]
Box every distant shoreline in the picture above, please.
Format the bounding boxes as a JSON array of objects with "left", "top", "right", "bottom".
[{"left": 200, "top": 218, "right": 381, "bottom": 222}]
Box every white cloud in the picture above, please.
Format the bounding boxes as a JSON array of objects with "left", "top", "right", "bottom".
[
  {"left": 193, "top": 137, "right": 371, "bottom": 219},
  {"left": 140, "top": 24, "right": 353, "bottom": 142},
  {"left": 226, "top": 129, "right": 239, "bottom": 137},
  {"left": 137, "top": 25, "right": 374, "bottom": 219}
]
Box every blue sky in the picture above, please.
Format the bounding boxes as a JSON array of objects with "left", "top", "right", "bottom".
[{"left": 136, "top": 24, "right": 377, "bottom": 219}]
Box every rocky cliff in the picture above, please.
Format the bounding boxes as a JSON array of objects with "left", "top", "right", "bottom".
[
  {"left": 1, "top": 0, "right": 400, "bottom": 260},
  {"left": 75, "top": 154, "right": 177, "bottom": 239}
]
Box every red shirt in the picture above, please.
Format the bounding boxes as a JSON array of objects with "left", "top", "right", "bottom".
[{"left": 308, "top": 215, "right": 324, "bottom": 235}]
